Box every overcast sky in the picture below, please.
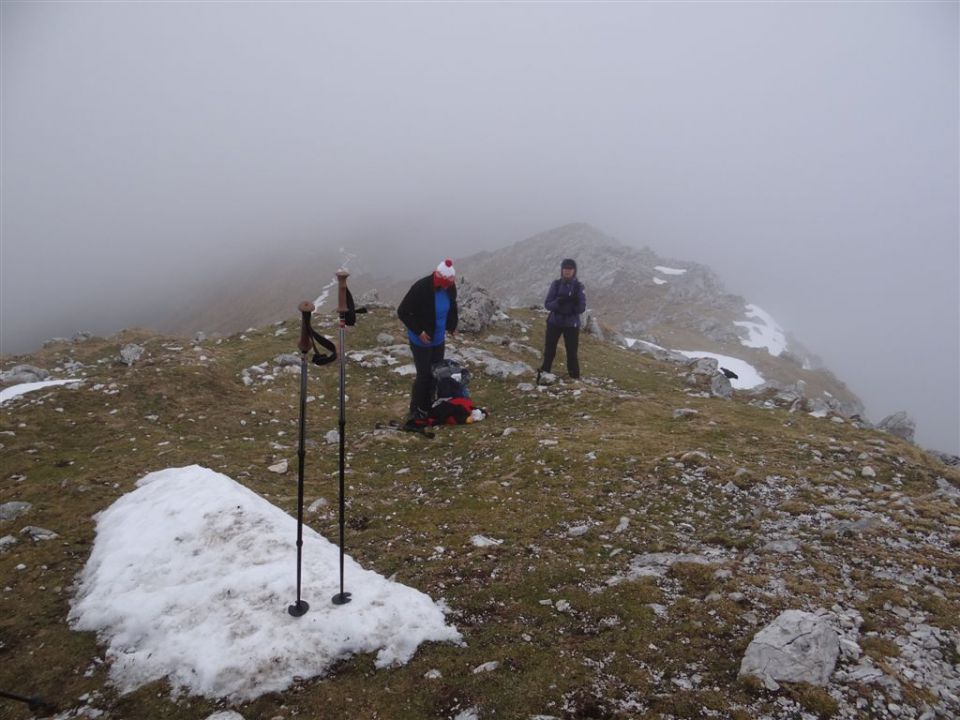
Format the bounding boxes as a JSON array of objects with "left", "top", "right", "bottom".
[{"left": 2, "top": 1, "right": 957, "bottom": 452}]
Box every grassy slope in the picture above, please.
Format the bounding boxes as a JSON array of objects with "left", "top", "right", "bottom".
[{"left": 1, "top": 310, "right": 957, "bottom": 720}]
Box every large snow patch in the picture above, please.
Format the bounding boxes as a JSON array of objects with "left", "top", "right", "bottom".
[{"left": 69, "top": 465, "right": 461, "bottom": 700}]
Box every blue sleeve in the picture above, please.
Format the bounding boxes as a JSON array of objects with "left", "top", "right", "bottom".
[
  {"left": 576, "top": 283, "right": 586, "bottom": 314},
  {"left": 544, "top": 280, "right": 561, "bottom": 311}
]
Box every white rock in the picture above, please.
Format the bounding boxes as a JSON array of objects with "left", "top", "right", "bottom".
[
  {"left": 267, "top": 460, "right": 288, "bottom": 474},
  {"left": 470, "top": 535, "right": 503, "bottom": 548},
  {"left": 472, "top": 661, "right": 500, "bottom": 673},
  {"left": 861, "top": 466, "right": 877, "bottom": 478},
  {"left": 739, "top": 610, "right": 840, "bottom": 689},
  {"left": 20, "top": 526, "right": 59, "bottom": 541}
]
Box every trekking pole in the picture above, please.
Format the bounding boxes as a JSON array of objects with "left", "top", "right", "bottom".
[
  {"left": 0, "top": 689, "right": 57, "bottom": 715},
  {"left": 288, "top": 300, "right": 314, "bottom": 618},
  {"left": 332, "top": 270, "right": 352, "bottom": 605}
]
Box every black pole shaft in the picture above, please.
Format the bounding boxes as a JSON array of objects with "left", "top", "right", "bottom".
[
  {"left": 288, "top": 349, "right": 310, "bottom": 617},
  {"left": 331, "top": 272, "right": 352, "bottom": 606},
  {"left": 295, "top": 354, "right": 308, "bottom": 597},
  {"left": 0, "top": 689, "right": 54, "bottom": 713},
  {"left": 332, "top": 314, "right": 352, "bottom": 605}
]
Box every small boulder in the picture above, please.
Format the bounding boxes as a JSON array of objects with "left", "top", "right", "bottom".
[
  {"left": 739, "top": 609, "right": 839, "bottom": 690},
  {"left": 0, "top": 501, "right": 32, "bottom": 522},
  {"left": 0, "top": 365, "right": 50, "bottom": 384},
  {"left": 20, "top": 526, "right": 59, "bottom": 541},
  {"left": 120, "top": 344, "right": 145, "bottom": 366},
  {"left": 878, "top": 411, "right": 916, "bottom": 444}
]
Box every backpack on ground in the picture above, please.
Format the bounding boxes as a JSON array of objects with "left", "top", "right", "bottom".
[{"left": 431, "top": 359, "right": 471, "bottom": 401}]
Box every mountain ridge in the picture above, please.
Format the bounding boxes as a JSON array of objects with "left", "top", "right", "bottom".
[{"left": 1, "top": 306, "right": 957, "bottom": 719}]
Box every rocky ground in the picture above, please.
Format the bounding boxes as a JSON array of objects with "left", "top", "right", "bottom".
[{"left": 1, "top": 308, "right": 957, "bottom": 719}]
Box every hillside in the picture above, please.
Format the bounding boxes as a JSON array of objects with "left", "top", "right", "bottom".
[
  {"left": 456, "top": 223, "right": 863, "bottom": 417},
  {"left": 1, "top": 306, "right": 958, "bottom": 720},
  {"left": 149, "top": 223, "right": 865, "bottom": 427}
]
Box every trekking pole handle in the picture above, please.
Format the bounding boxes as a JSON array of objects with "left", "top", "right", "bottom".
[
  {"left": 336, "top": 270, "right": 350, "bottom": 314},
  {"left": 298, "top": 300, "right": 315, "bottom": 354}
]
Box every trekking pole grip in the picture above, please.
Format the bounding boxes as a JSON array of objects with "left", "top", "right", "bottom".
[
  {"left": 336, "top": 270, "right": 350, "bottom": 314},
  {"left": 298, "top": 301, "right": 315, "bottom": 354}
]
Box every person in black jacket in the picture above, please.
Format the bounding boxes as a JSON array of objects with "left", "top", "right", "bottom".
[
  {"left": 539, "top": 258, "right": 586, "bottom": 381},
  {"left": 397, "top": 259, "right": 459, "bottom": 426}
]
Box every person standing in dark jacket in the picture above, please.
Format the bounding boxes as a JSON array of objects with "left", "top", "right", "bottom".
[
  {"left": 397, "top": 259, "right": 459, "bottom": 426},
  {"left": 539, "top": 258, "right": 586, "bottom": 381}
]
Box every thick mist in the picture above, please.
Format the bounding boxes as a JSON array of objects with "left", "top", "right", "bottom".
[{"left": 2, "top": 2, "right": 957, "bottom": 452}]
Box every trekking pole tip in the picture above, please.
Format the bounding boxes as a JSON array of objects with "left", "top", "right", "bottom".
[
  {"left": 288, "top": 600, "right": 310, "bottom": 617},
  {"left": 332, "top": 591, "right": 353, "bottom": 605}
]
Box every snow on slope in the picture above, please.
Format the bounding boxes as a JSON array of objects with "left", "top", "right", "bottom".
[
  {"left": 733, "top": 304, "right": 787, "bottom": 357},
  {"left": 69, "top": 466, "right": 461, "bottom": 701}
]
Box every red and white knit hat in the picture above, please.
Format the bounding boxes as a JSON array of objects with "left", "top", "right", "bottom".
[{"left": 435, "top": 258, "right": 456, "bottom": 280}]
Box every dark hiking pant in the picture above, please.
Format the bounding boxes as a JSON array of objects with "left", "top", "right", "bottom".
[
  {"left": 541, "top": 323, "right": 580, "bottom": 379},
  {"left": 409, "top": 342, "right": 445, "bottom": 415}
]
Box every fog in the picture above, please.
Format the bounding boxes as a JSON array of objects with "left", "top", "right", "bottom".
[{"left": 2, "top": 2, "right": 957, "bottom": 453}]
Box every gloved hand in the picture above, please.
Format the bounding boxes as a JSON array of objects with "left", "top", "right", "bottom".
[{"left": 557, "top": 296, "right": 576, "bottom": 313}]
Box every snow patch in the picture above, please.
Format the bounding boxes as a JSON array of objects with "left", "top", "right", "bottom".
[
  {"left": 675, "top": 351, "right": 765, "bottom": 389},
  {"left": 733, "top": 304, "right": 787, "bottom": 357},
  {"left": 0, "top": 379, "right": 82, "bottom": 405},
  {"left": 654, "top": 265, "right": 687, "bottom": 275},
  {"left": 69, "top": 466, "right": 461, "bottom": 701}
]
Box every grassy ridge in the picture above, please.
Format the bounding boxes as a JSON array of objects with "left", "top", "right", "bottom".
[{"left": 1, "top": 310, "right": 957, "bottom": 719}]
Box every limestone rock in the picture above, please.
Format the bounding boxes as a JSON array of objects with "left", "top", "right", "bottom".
[
  {"left": 20, "top": 525, "right": 59, "bottom": 541},
  {"left": 456, "top": 280, "right": 501, "bottom": 333},
  {"left": 0, "top": 501, "right": 32, "bottom": 522},
  {"left": 120, "top": 344, "right": 145, "bottom": 366},
  {"left": 878, "top": 411, "right": 916, "bottom": 444},
  {"left": 0, "top": 365, "right": 50, "bottom": 384},
  {"left": 739, "top": 610, "right": 839, "bottom": 690}
]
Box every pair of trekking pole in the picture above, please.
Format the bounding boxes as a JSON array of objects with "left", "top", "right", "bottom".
[{"left": 289, "top": 271, "right": 359, "bottom": 617}]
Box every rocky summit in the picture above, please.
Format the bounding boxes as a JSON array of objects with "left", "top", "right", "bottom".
[
  {"left": 1, "top": 299, "right": 957, "bottom": 720},
  {"left": 458, "top": 223, "right": 865, "bottom": 418}
]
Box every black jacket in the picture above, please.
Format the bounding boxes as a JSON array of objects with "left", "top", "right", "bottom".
[{"left": 397, "top": 275, "right": 458, "bottom": 338}]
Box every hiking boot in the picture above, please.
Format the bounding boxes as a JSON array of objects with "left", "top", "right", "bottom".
[{"left": 403, "top": 409, "right": 428, "bottom": 430}]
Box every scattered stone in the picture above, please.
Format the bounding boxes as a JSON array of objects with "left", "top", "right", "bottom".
[
  {"left": 763, "top": 538, "right": 800, "bottom": 554},
  {"left": 0, "top": 535, "right": 18, "bottom": 552},
  {"left": 472, "top": 661, "right": 500, "bottom": 674},
  {"left": 537, "top": 371, "right": 558, "bottom": 386},
  {"left": 739, "top": 610, "right": 840, "bottom": 690},
  {"left": 325, "top": 430, "right": 340, "bottom": 444},
  {"left": 0, "top": 365, "right": 50, "bottom": 384},
  {"left": 878, "top": 411, "right": 916, "bottom": 443},
  {"left": 861, "top": 466, "right": 877, "bottom": 478},
  {"left": 0, "top": 502, "right": 32, "bottom": 522},
  {"left": 673, "top": 408, "right": 699, "bottom": 419},
  {"left": 273, "top": 353, "right": 300, "bottom": 367},
  {"left": 710, "top": 373, "right": 733, "bottom": 399},
  {"left": 457, "top": 280, "right": 502, "bottom": 333},
  {"left": 120, "top": 344, "right": 145, "bottom": 366},
  {"left": 376, "top": 333, "right": 396, "bottom": 345},
  {"left": 470, "top": 535, "right": 503, "bottom": 548},
  {"left": 267, "top": 460, "right": 288, "bottom": 474},
  {"left": 567, "top": 525, "right": 590, "bottom": 537},
  {"left": 20, "top": 526, "right": 59, "bottom": 541}
]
